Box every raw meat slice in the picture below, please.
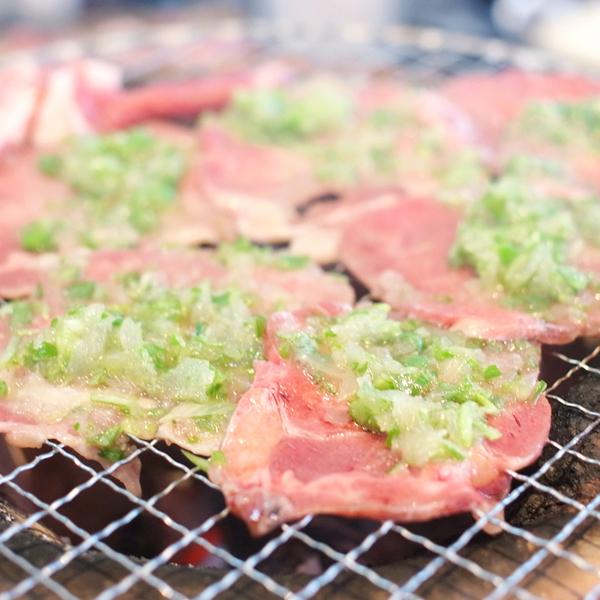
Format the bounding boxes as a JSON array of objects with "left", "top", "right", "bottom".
[
  {"left": 94, "top": 61, "right": 292, "bottom": 131},
  {"left": 0, "top": 148, "right": 70, "bottom": 291},
  {"left": 0, "top": 369, "right": 142, "bottom": 495},
  {"left": 210, "top": 308, "right": 549, "bottom": 535},
  {"left": 0, "top": 122, "right": 223, "bottom": 271},
  {"left": 0, "top": 242, "right": 354, "bottom": 310},
  {"left": 192, "top": 79, "right": 489, "bottom": 243},
  {"left": 0, "top": 313, "right": 141, "bottom": 493},
  {"left": 32, "top": 59, "right": 122, "bottom": 148},
  {"left": 0, "top": 61, "right": 40, "bottom": 152},
  {"left": 442, "top": 70, "right": 600, "bottom": 142},
  {"left": 0, "top": 148, "right": 70, "bottom": 236},
  {"left": 289, "top": 187, "right": 403, "bottom": 264},
  {"left": 339, "top": 193, "right": 595, "bottom": 343},
  {"left": 84, "top": 246, "right": 354, "bottom": 311},
  {"left": 0, "top": 248, "right": 353, "bottom": 491},
  {"left": 192, "top": 125, "right": 320, "bottom": 241}
]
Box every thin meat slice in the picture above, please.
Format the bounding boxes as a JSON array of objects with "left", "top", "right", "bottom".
[
  {"left": 32, "top": 59, "right": 122, "bottom": 148},
  {"left": 443, "top": 71, "right": 600, "bottom": 188},
  {"left": 340, "top": 193, "right": 589, "bottom": 343},
  {"left": 0, "top": 148, "right": 70, "bottom": 233},
  {"left": 0, "top": 316, "right": 142, "bottom": 493},
  {"left": 193, "top": 125, "right": 320, "bottom": 242},
  {"left": 84, "top": 246, "right": 355, "bottom": 312},
  {"left": 94, "top": 61, "right": 292, "bottom": 131},
  {"left": 210, "top": 337, "right": 549, "bottom": 536},
  {"left": 0, "top": 148, "right": 70, "bottom": 292},
  {"left": 0, "top": 61, "right": 40, "bottom": 152},
  {"left": 192, "top": 79, "right": 490, "bottom": 244},
  {"left": 442, "top": 69, "right": 600, "bottom": 143},
  {"left": 289, "top": 187, "right": 404, "bottom": 264},
  {"left": 0, "top": 59, "right": 122, "bottom": 152},
  {"left": 0, "top": 246, "right": 353, "bottom": 495},
  {"left": 84, "top": 247, "right": 354, "bottom": 311},
  {"left": 0, "top": 242, "right": 354, "bottom": 309},
  {"left": 0, "top": 122, "right": 221, "bottom": 283}
]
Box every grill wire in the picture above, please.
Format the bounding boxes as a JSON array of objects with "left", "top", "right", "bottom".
[{"left": 1, "top": 18, "right": 600, "bottom": 600}]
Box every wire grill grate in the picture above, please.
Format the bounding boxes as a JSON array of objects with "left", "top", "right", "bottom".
[{"left": 1, "top": 17, "right": 600, "bottom": 600}]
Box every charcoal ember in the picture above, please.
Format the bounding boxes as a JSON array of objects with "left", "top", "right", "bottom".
[{"left": 509, "top": 371, "right": 600, "bottom": 526}]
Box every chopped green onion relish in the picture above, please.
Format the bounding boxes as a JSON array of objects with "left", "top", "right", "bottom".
[
  {"left": 277, "top": 304, "right": 542, "bottom": 467},
  {"left": 213, "top": 81, "right": 487, "bottom": 194},
  {"left": 218, "top": 80, "right": 353, "bottom": 144},
  {"left": 182, "top": 449, "right": 226, "bottom": 473},
  {"left": 30, "top": 128, "right": 186, "bottom": 250},
  {"left": 516, "top": 98, "right": 600, "bottom": 149},
  {"left": 450, "top": 177, "right": 592, "bottom": 310},
  {"left": 7, "top": 281, "right": 264, "bottom": 460},
  {"left": 21, "top": 220, "right": 58, "bottom": 253},
  {"left": 217, "top": 238, "right": 310, "bottom": 270}
]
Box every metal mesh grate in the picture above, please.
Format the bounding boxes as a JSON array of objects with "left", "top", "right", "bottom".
[{"left": 1, "top": 18, "right": 600, "bottom": 600}]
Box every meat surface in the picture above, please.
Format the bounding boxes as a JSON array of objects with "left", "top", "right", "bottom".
[
  {"left": 94, "top": 61, "right": 291, "bottom": 131},
  {"left": 0, "top": 246, "right": 354, "bottom": 494},
  {"left": 192, "top": 125, "right": 320, "bottom": 242},
  {"left": 339, "top": 193, "right": 598, "bottom": 343},
  {"left": 0, "top": 61, "right": 40, "bottom": 152},
  {"left": 0, "top": 123, "right": 221, "bottom": 286},
  {"left": 210, "top": 311, "right": 550, "bottom": 535},
  {"left": 0, "top": 316, "right": 142, "bottom": 493},
  {"left": 191, "top": 79, "right": 489, "bottom": 244},
  {"left": 0, "top": 59, "right": 122, "bottom": 152},
  {"left": 289, "top": 187, "right": 404, "bottom": 264},
  {"left": 442, "top": 70, "right": 600, "bottom": 143}
]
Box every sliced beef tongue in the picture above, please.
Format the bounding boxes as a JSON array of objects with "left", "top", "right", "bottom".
[
  {"left": 94, "top": 60, "right": 293, "bottom": 131},
  {"left": 81, "top": 246, "right": 355, "bottom": 311},
  {"left": 0, "top": 62, "right": 40, "bottom": 152},
  {"left": 0, "top": 242, "right": 355, "bottom": 313},
  {"left": 0, "top": 313, "right": 143, "bottom": 494},
  {"left": 441, "top": 70, "right": 600, "bottom": 144},
  {"left": 0, "top": 246, "right": 354, "bottom": 496},
  {"left": 0, "top": 59, "right": 122, "bottom": 153},
  {"left": 339, "top": 192, "right": 595, "bottom": 344},
  {"left": 289, "top": 187, "right": 403, "bottom": 264},
  {"left": 191, "top": 125, "right": 322, "bottom": 243},
  {"left": 0, "top": 148, "right": 70, "bottom": 298},
  {"left": 0, "top": 124, "right": 224, "bottom": 293},
  {"left": 0, "top": 58, "right": 288, "bottom": 151},
  {"left": 210, "top": 308, "right": 550, "bottom": 536}
]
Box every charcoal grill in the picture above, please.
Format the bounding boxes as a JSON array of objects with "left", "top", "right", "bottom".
[{"left": 1, "top": 16, "right": 600, "bottom": 600}]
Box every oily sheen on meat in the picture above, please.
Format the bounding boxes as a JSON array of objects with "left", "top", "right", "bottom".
[
  {"left": 0, "top": 245, "right": 354, "bottom": 495},
  {"left": 210, "top": 308, "right": 550, "bottom": 535},
  {"left": 340, "top": 193, "right": 600, "bottom": 343}
]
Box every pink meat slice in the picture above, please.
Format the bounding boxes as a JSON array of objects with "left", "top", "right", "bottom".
[
  {"left": 0, "top": 248, "right": 353, "bottom": 494},
  {"left": 210, "top": 317, "right": 550, "bottom": 536},
  {"left": 32, "top": 59, "right": 122, "bottom": 148},
  {"left": 192, "top": 125, "right": 320, "bottom": 242},
  {"left": 83, "top": 248, "right": 226, "bottom": 289},
  {"left": 0, "top": 148, "right": 71, "bottom": 297},
  {"left": 442, "top": 70, "right": 600, "bottom": 143},
  {"left": 1, "top": 244, "right": 354, "bottom": 313},
  {"left": 0, "top": 122, "right": 222, "bottom": 296},
  {"left": 0, "top": 62, "right": 40, "bottom": 152},
  {"left": 94, "top": 61, "right": 292, "bottom": 131},
  {"left": 0, "top": 315, "right": 142, "bottom": 494},
  {"left": 84, "top": 247, "right": 354, "bottom": 311},
  {"left": 339, "top": 192, "right": 592, "bottom": 343},
  {"left": 289, "top": 187, "right": 405, "bottom": 264}
]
